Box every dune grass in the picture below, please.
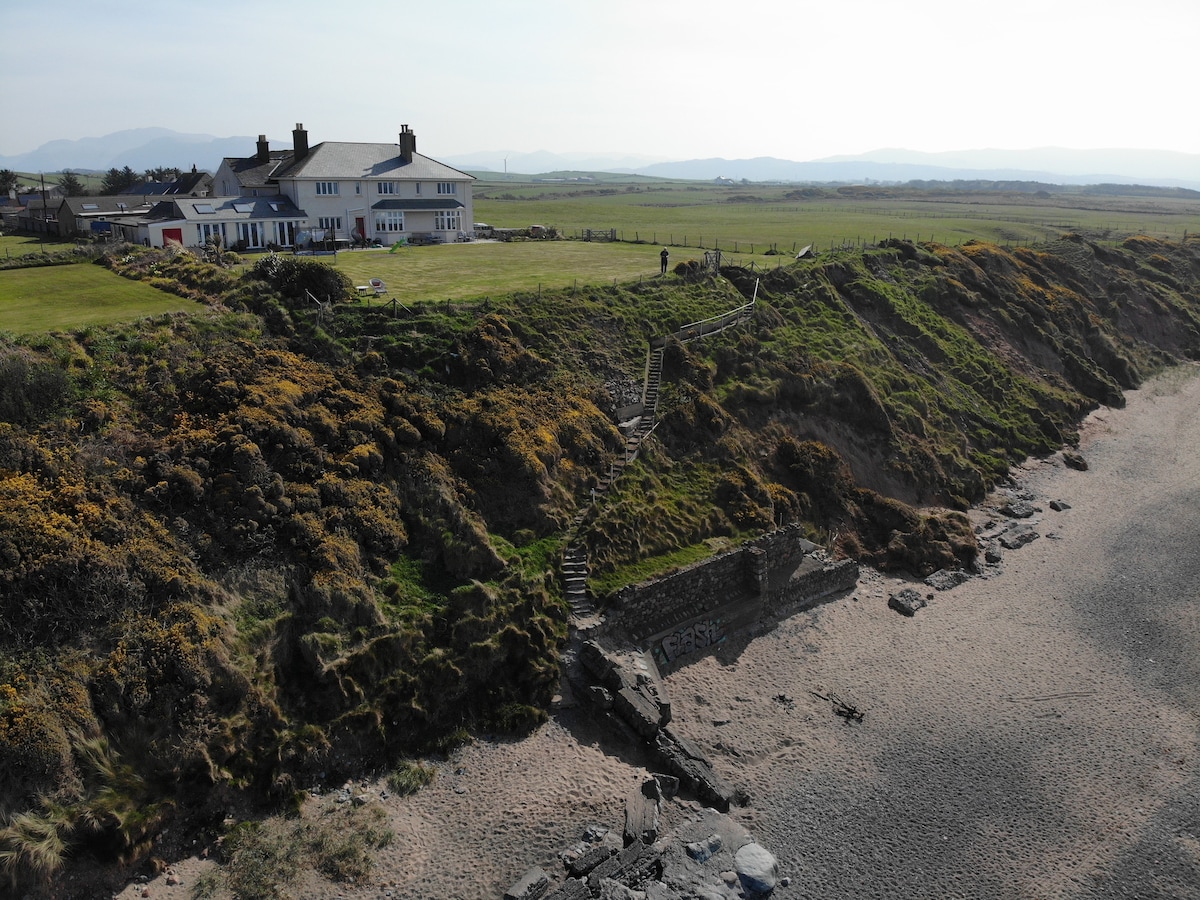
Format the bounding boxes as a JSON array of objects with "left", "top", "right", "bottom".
[{"left": 0, "top": 263, "right": 197, "bottom": 334}]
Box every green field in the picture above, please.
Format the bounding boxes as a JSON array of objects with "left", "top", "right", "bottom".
[
  {"left": 5, "top": 178, "right": 1200, "bottom": 331},
  {"left": 322, "top": 240, "right": 733, "bottom": 303},
  {"left": 0, "top": 233, "right": 73, "bottom": 258},
  {"left": 474, "top": 180, "right": 1200, "bottom": 252},
  {"left": 0, "top": 263, "right": 197, "bottom": 334}
]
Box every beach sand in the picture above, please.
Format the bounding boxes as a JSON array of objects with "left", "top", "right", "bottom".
[{"left": 118, "top": 364, "right": 1200, "bottom": 899}]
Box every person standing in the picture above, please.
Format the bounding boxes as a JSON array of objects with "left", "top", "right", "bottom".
[{"left": 660, "top": 247, "right": 669, "bottom": 275}]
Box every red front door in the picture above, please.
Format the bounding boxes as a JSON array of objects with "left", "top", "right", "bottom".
[{"left": 163, "top": 228, "right": 183, "bottom": 247}]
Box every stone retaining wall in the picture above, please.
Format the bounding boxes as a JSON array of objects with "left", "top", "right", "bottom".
[{"left": 609, "top": 525, "right": 859, "bottom": 673}]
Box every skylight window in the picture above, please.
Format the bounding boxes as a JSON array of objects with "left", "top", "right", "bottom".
[
  {"left": 233, "top": 202, "right": 255, "bottom": 213},
  {"left": 195, "top": 204, "right": 215, "bottom": 214},
  {"left": 269, "top": 202, "right": 280, "bottom": 212},
  {"left": 82, "top": 203, "right": 99, "bottom": 211}
]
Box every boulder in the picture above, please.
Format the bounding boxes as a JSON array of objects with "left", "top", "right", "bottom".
[
  {"left": 735, "top": 842, "right": 779, "bottom": 896},
  {"left": 888, "top": 588, "right": 927, "bottom": 617},
  {"left": 1049, "top": 499, "right": 1071, "bottom": 511},
  {"left": 1000, "top": 499, "right": 1038, "bottom": 519},
  {"left": 1062, "top": 450, "right": 1088, "bottom": 471},
  {"left": 924, "top": 569, "right": 971, "bottom": 591},
  {"left": 999, "top": 526, "right": 1039, "bottom": 550}
]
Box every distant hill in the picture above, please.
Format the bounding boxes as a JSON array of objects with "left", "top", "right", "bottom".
[
  {"left": 0, "top": 128, "right": 262, "bottom": 174},
  {"left": 4, "top": 129, "right": 1197, "bottom": 190},
  {"left": 627, "top": 149, "right": 1200, "bottom": 190}
]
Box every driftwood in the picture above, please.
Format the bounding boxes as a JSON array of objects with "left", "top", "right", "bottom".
[{"left": 810, "top": 690, "right": 865, "bottom": 723}]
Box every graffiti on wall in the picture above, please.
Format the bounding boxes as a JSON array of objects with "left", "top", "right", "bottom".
[{"left": 652, "top": 617, "right": 727, "bottom": 669}]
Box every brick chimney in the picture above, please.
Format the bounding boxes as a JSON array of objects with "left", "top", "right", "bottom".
[
  {"left": 399, "top": 124, "right": 415, "bottom": 164},
  {"left": 292, "top": 123, "right": 309, "bottom": 160},
  {"left": 256, "top": 134, "right": 269, "bottom": 164}
]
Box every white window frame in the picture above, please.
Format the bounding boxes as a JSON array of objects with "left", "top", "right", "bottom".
[
  {"left": 435, "top": 210, "right": 461, "bottom": 231},
  {"left": 437, "top": 182, "right": 457, "bottom": 195},
  {"left": 315, "top": 181, "right": 339, "bottom": 196},
  {"left": 237, "top": 221, "right": 265, "bottom": 248},
  {"left": 197, "top": 222, "right": 226, "bottom": 243},
  {"left": 375, "top": 211, "right": 404, "bottom": 232},
  {"left": 317, "top": 216, "right": 343, "bottom": 232},
  {"left": 377, "top": 181, "right": 396, "bottom": 194}
]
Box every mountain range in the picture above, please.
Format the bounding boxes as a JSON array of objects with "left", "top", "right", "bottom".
[{"left": 2, "top": 128, "right": 1197, "bottom": 190}]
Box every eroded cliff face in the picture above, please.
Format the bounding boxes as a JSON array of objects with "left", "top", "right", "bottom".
[{"left": 0, "top": 234, "right": 1197, "bottom": 890}]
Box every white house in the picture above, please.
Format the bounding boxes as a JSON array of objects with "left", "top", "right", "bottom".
[
  {"left": 133, "top": 196, "right": 307, "bottom": 250},
  {"left": 212, "top": 124, "right": 475, "bottom": 247}
]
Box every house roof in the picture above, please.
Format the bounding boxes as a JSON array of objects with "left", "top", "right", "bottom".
[
  {"left": 371, "top": 199, "right": 466, "bottom": 211},
  {"left": 60, "top": 196, "right": 155, "bottom": 217},
  {"left": 125, "top": 172, "right": 213, "bottom": 196},
  {"left": 222, "top": 152, "right": 294, "bottom": 189},
  {"left": 277, "top": 143, "right": 475, "bottom": 182},
  {"left": 147, "top": 196, "right": 307, "bottom": 222}
]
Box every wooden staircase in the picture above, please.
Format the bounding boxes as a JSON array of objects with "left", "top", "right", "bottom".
[{"left": 560, "top": 291, "right": 755, "bottom": 625}]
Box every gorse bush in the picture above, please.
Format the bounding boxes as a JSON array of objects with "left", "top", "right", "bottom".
[{"left": 249, "top": 252, "right": 354, "bottom": 306}]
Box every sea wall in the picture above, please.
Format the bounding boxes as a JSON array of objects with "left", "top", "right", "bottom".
[{"left": 609, "top": 525, "right": 859, "bottom": 673}]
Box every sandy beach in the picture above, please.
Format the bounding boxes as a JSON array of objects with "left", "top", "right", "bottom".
[{"left": 120, "top": 364, "right": 1200, "bottom": 899}]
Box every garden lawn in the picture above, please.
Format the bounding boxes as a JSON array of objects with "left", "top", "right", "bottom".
[
  {"left": 0, "top": 263, "right": 197, "bottom": 334},
  {"left": 324, "top": 240, "right": 687, "bottom": 303}
]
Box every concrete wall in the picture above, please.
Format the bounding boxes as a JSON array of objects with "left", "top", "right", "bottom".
[{"left": 609, "top": 525, "right": 859, "bottom": 673}]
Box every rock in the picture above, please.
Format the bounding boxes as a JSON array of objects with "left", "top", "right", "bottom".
[
  {"left": 504, "top": 866, "right": 551, "bottom": 900},
  {"left": 588, "top": 685, "right": 614, "bottom": 709},
  {"left": 735, "top": 842, "right": 779, "bottom": 896},
  {"left": 1049, "top": 499, "right": 1071, "bottom": 511},
  {"left": 654, "top": 727, "right": 735, "bottom": 811},
  {"left": 624, "top": 778, "right": 661, "bottom": 845},
  {"left": 984, "top": 546, "right": 1003, "bottom": 565},
  {"left": 888, "top": 587, "right": 927, "bottom": 617},
  {"left": 583, "top": 825, "right": 610, "bottom": 843},
  {"left": 1000, "top": 499, "right": 1038, "bottom": 519},
  {"left": 544, "top": 878, "right": 591, "bottom": 900},
  {"left": 1063, "top": 450, "right": 1088, "bottom": 471},
  {"left": 685, "top": 833, "right": 724, "bottom": 862},
  {"left": 652, "top": 773, "right": 679, "bottom": 800},
  {"left": 924, "top": 569, "right": 971, "bottom": 591},
  {"left": 596, "top": 878, "right": 646, "bottom": 899},
  {"left": 568, "top": 844, "right": 618, "bottom": 878},
  {"left": 614, "top": 686, "right": 664, "bottom": 739},
  {"left": 999, "top": 526, "right": 1039, "bottom": 550}
]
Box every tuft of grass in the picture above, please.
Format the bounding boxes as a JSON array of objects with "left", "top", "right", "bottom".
[
  {"left": 386, "top": 759, "right": 436, "bottom": 795},
  {"left": 204, "top": 804, "right": 394, "bottom": 900}
]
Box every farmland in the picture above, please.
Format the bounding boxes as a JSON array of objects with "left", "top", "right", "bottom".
[{"left": 473, "top": 178, "right": 1200, "bottom": 254}]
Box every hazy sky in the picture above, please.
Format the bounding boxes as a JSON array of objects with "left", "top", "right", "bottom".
[{"left": 2, "top": 0, "right": 1197, "bottom": 161}]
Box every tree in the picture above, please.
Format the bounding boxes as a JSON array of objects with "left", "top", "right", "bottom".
[
  {"left": 144, "top": 166, "right": 182, "bottom": 183},
  {"left": 100, "top": 166, "right": 141, "bottom": 195},
  {"left": 57, "top": 170, "right": 87, "bottom": 197},
  {"left": 0, "top": 169, "right": 18, "bottom": 198}
]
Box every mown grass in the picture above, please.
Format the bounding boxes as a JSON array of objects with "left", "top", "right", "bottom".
[
  {"left": 0, "top": 263, "right": 196, "bottom": 333},
  {"left": 0, "top": 234, "right": 75, "bottom": 259},
  {"left": 320, "top": 240, "right": 699, "bottom": 304}
]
